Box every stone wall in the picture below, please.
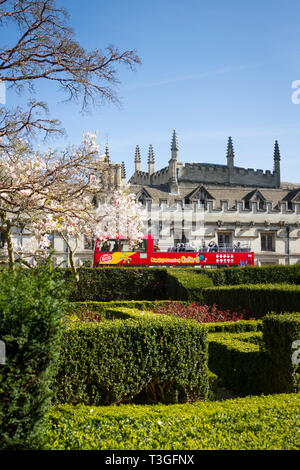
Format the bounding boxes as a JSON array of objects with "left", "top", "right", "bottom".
[{"left": 130, "top": 162, "right": 279, "bottom": 188}]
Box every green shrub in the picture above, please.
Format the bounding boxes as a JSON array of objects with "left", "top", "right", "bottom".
[
  {"left": 44, "top": 394, "right": 300, "bottom": 450},
  {"left": 55, "top": 265, "right": 300, "bottom": 303},
  {"left": 61, "top": 267, "right": 213, "bottom": 302},
  {"left": 203, "top": 284, "right": 300, "bottom": 318},
  {"left": 62, "top": 267, "right": 169, "bottom": 301},
  {"left": 165, "top": 269, "right": 213, "bottom": 302},
  {"left": 208, "top": 313, "right": 300, "bottom": 394},
  {"left": 67, "top": 301, "right": 263, "bottom": 333},
  {"left": 207, "top": 369, "right": 220, "bottom": 400},
  {"left": 205, "top": 264, "right": 300, "bottom": 286},
  {"left": 263, "top": 312, "right": 300, "bottom": 392},
  {"left": 0, "top": 266, "right": 69, "bottom": 449},
  {"left": 205, "top": 320, "right": 262, "bottom": 333},
  {"left": 67, "top": 300, "right": 185, "bottom": 319},
  {"left": 207, "top": 332, "right": 272, "bottom": 394},
  {"left": 54, "top": 310, "right": 208, "bottom": 405},
  {"left": 66, "top": 302, "right": 262, "bottom": 333},
  {"left": 235, "top": 331, "right": 264, "bottom": 346}
]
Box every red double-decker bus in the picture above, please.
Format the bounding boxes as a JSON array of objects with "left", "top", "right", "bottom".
[{"left": 93, "top": 235, "right": 255, "bottom": 267}]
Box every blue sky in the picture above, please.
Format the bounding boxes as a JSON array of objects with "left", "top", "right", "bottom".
[{"left": 5, "top": 0, "right": 300, "bottom": 182}]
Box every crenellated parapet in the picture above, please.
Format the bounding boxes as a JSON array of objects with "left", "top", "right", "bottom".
[
  {"left": 205, "top": 199, "right": 300, "bottom": 217},
  {"left": 180, "top": 162, "right": 278, "bottom": 188},
  {"left": 128, "top": 170, "right": 149, "bottom": 185},
  {"left": 129, "top": 134, "right": 282, "bottom": 189}
]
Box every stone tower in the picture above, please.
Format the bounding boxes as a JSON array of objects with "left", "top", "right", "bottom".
[
  {"left": 273, "top": 140, "right": 281, "bottom": 188},
  {"left": 148, "top": 144, "right": 155, "bottom": 176},
  {"left": 226, "top": 136, "right": 235, "bottom": 185},
  {"left": 121, "top": 161, "right": 126, "bottom": 184},
  {"left": 168, "top": 130, "right": 179, "bottom": 193},
  {"left": 134, "top": 145, "right": 141, "bottom": 172},
  {"left": 226, "top": 136, "right": 235, "bottom": 168},
  {"left": 104, "top": 145, "right": 110, "bottom": 165}
]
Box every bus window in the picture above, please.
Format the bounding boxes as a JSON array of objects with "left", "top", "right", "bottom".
[
  {"left": 119, "top": 239, "right": 131, "bottom": 251},
  {"left": 111, "top": 240, "right": 119, "bottom": 252},
  {"left": 134, "top": 239, "right": 147, "bottom": 252},
  {"left": 120, "top": 239, "right": 147, "bottom": 252},
  {"left": 98, "top": 239, "right": 119, "bottom": 252}
]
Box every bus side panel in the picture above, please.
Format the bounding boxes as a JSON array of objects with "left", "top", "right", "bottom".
[{"left": 93, "top": 251, "right": 254, "bottom": 267}]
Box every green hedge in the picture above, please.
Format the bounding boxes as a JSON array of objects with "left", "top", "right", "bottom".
[
  {"left": 203, "top": 283, "right": 300, "bottom": 318},
  {"left": 205, "top": 264, "right": 300, "bottom": 286},
  {"left": 44, "top": 394, "right": 300, "bottom": 450},
  {"left": 67, "top": 300, "right": 186, "bottom": 318},
  {"left": 66, "top": 301, "right": 263, "bottom": 333},
  {"left": 236, "top": 331, "right": 264, "bottom": 346},
  {"left": 61, "top": 266, "right": 300, "bottom": 304},
  {"left": 62, "top": 267, "right": 168, "bottom": 301},
  {"left": 61, "top": 267, "right": 212, "bottom": 302},
  {"left": 207, "top": 332, "right": 272, "bottom": 394},
  {"left": 208, "top": 312, "right": 300, "bottom": 394},
  {"left": 0, "top": 266, "right": 68, "bottom": 450},
  {"left": 54, "top": 310, "right": 208, "bottom": 405},
  {"left": 205, "top": 320, "right": 262, "bottom": 333},
  {"left": 165, "top": 269, "right": 213, "bottom": 302},
  {"left": 263, "top": 313, "right": 300, "bottom": 393}
]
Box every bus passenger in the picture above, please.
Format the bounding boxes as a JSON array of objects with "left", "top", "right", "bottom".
[
  {"left": 112, "top": 241, "right": 119, "bottom": 252},
  {"left": 234, "top": 241, "right": 241, "bottom": 252},
  {"left": 208, "top": 241, "right": 215, "bottom": 252},
  {"left": 101, "top": 241, "right": 110, "bottom": 252}
]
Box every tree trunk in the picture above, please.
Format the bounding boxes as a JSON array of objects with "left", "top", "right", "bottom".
[
  {"left": 3, "top": 220, "right": 15, "bottom": 271},
  {"left": 69, "top": 249, "right": 79, "bottom": 283}
]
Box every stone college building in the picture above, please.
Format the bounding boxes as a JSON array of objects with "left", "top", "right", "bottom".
[
  {"left": 2, "top": 131, "right": 298, "bottom": 267},
  {"left": 128, "top": 131, "right": 300, "bottom": 266}
]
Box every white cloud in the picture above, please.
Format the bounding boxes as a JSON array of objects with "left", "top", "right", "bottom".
[{"left": 122, "top": 63, "right": 259, "bottom": 91}]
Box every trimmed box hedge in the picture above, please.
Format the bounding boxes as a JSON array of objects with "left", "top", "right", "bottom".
[
  {"left": 66, "top": 301, "right": 263, "bottom": 334},
  {"left": 208, "top": 311, "right": 300, "bottom": 394},
  {"left": 66, "top": 300, "right": 187, "bottom": 318},
  {"left": 165, "top": 269, "right": 213, "bottom": 302},
  {"left": 44, "top": 394, "right": 300, "bottom": 450},
  {"left": 61, "top": 265, "right": 300, "bottom": 304},
  {"left": 205, "top": 319, "right": 262, "bottom": 333},
  {"left": 205, "top": 264, "right": 300, "bottom": 286},
  {"left": 207, "top": 332, "right": 272, "bottom": 395},
  {"left": 62, "top": 267, "right": 169, "bottom": 301},
  {"left": 202, "top": 283, "right": 300, "bottom": 318},
  {"left": 61, "top": 267, "right": 213, "bottom": 302},
  {"left": 263, "top": 312, "right": 300, "bottom": 392},
  {"left": 54, "top": 309, "right": 209, "bottom": 405}
]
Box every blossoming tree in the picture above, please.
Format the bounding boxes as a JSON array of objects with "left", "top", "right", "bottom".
[{"left": 0, "top": 132, "right": 144, "bottom": 279}]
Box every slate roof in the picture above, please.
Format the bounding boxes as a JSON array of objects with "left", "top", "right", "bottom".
[{"left": 130, "top": 183, "right": 299, "bottom": 209}]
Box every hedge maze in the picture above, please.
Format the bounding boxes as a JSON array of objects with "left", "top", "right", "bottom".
[{"left": 1, "top": 264, "right": 300, "bottom": 449}]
